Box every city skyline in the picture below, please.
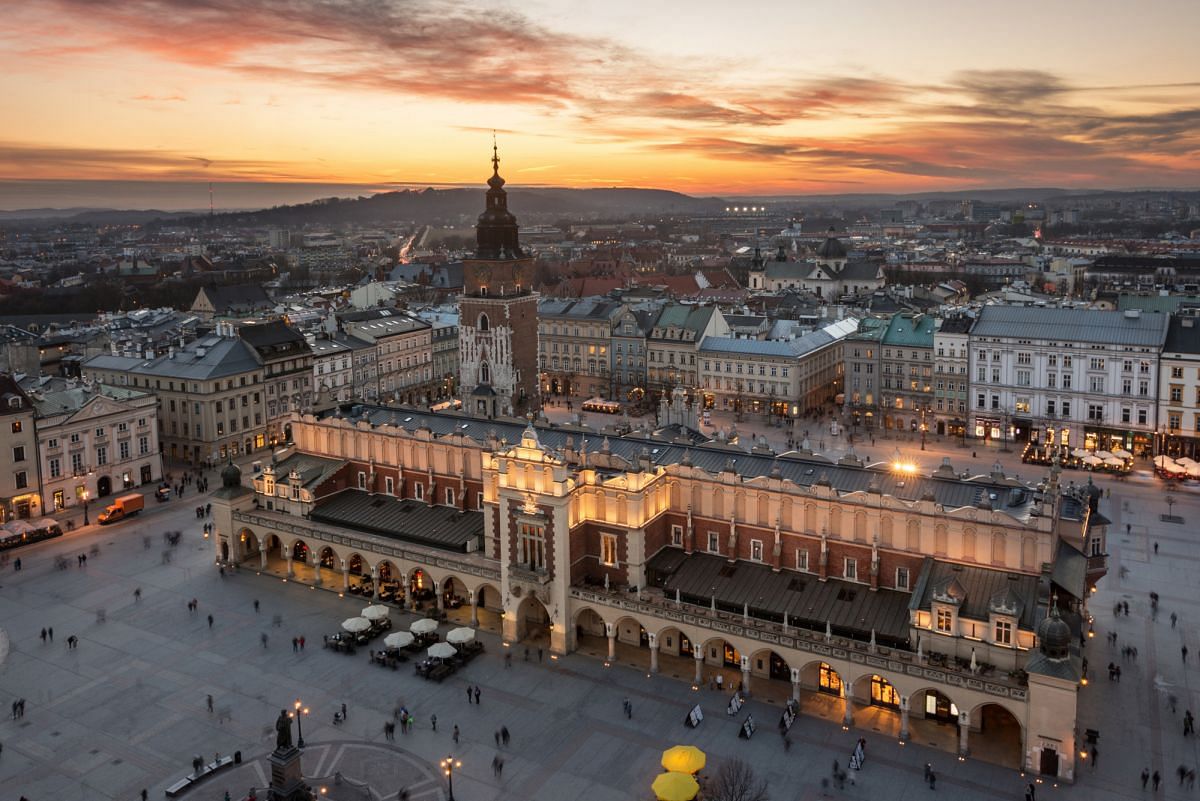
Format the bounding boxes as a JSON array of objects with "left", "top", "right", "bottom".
[{"left": 2, "top": 0, "right": 1200, "bottom": 206}]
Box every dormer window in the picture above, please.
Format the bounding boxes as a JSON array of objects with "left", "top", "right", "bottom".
[
  {"left": 994, "top": 618, "right": 1013, "bottom": 646},
  {"left": 935, "top": 607, "right": 954, "bottom": 633}
]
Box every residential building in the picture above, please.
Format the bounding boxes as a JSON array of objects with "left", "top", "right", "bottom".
[
  {"left": 932, "top": 315, "right": 972, "bottom": 439},
  {"left": 879, "top": 313, "right": 937, "bottom": 435},
  {"left": 842, "top": 318, "right": 888, "bottom": 432},
  {"left": 646, "top": 305, "right": 729, "bottom": 399},
  {"left": 309, "top": 333, "right": 367, "bottom": 404},
  {"left": 611, "top": 305, "right": 656, "bottom": 403},
  {"left": 84, "top": 325, "right": 270, "bottom": 465},
  {"left": 0, "top": 376, "right": 39, "bottom": 522},
  {"left": 1157, "top": 314, "right": 1200, "bottom": 459},
  {"left": 31, "top": 382, "right": 162, "bottom": 514},
  {"left": 340, "top": 309, "right": 433, "bottom": 404},
  {"left": 238, "top": 320, "right": 314, "bottom": 446},
  {"left": 968, "top": 307, "right": 1168, "bottom": 453},
  {"left": 538, "top": 297, "right": 624, "bottom": 400},
  {"left": 748, "top": 232, "right": 885, "bottom": 297},
  {"left": 190, "top": 284, "right": 274, "bottom": 320}
]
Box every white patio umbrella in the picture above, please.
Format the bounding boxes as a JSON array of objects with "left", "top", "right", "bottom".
[
  {"left": 1094, "top": 450, "right": 1113, "bottom": 460},
  {"left": 1187, "top": 463, "right": 1200, "bottom": 479},
  {"left": 427, "top": 642, "right": 457, "bottom": 659},
  {"left": 1176, "top": 457, "right": 1198, "bottom": 467},
  {"left": 410, "top": 618, "right": 439, "bottom": 635},
  {"left": 361, "top": 604, "right": 390, "bottom": 621},
  {"left": 341, "top": 617, "right": 371, "bottom": 633},
  {"left": 384, "top": 631, "right": 414, "bottom": 649},
  {"left": 1071, "top": 448, "right": 1090, "bottom": 458},
  {"left": 1112, "top": 449, "right": 1133, "bottom": 459},
  {"left": 1081, "top": 454, "right": 1102, "bottom": 467},
  {"left": 3, "top": 520, "right": 35, "bottom": 536},
  {"left": 1155, "top": 455, "right": 1180, "bottom": 470},
  {"left": 446, "top": 627, "right": 476, "bottom": 645},
  {"left": 1104, "top": 457, "right": 1125, "bottom": 468}
]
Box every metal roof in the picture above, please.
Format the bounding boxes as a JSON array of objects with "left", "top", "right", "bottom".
[
  {"left": 647, "top": 548, "right": 912, "bottom": 645},
  {"left": 700, "top": 337, "right": 798, "bottom": 358},
  {"left": 911, "top": 558, "right": 1039, "bottom": 629},
  {"left": 970, "top": 306, "right": 1170, "bottom": 348},
  {"left": 309, "top": 489, "right": 482, "bottom": 552},
  {"left": 84, "top": 338, "right": 262, "bottom": 380}
]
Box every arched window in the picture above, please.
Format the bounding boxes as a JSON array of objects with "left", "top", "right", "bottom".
[
  {"left": 478, "top": 313, "right": 490, "bottom": 331},
  {"left": 481, "top": 363, "right": 491, "bottom": 384}
]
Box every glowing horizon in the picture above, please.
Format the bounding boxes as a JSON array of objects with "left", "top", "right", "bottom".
[{"left": 3, "top": 0, "right": 1199, "bottom": 199}]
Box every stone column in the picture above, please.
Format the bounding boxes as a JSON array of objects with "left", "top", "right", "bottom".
[
  {"left": 470, "top": 589, "right": 479, "bottom": 627},
  {"left": 648, "top": 633, "right": 659, "bottom": 674},
  {"left": 899, "top": 696, "right": 910, "bottom": 741},
  {"left": 957, "top": 711, "right": 970, "bottom": 756},
  {"left": 311, "top": 553, "right": 322, "bottom": 586},
  {"left": 740, "top": 655, "right": 752, "bottom": 695},
  {"left": 693, "top": 650, "right": 705, "bottom": 684},
  {"left": 435, "top": 581, "right": 444, "bottom": 611},
  {"left": 259, "top": 549, "right": 268, "bottom": 570},
  {"left": 341, "top": 561, "right": 349, "bottom": 591},
  {"left": 790, "top": 667, "right": 801, "bottom": 703},
  {"left": 843, "top": 690, "right": 854, "bottom": 727},
  {"left": 286, "top": 553, "right": 294, "bottom": 579},
  {"left": 606, "top": 623, "right": 617, "bottom": 662},
  {"left": 371, "top": 565, "right": 380, "bottom": 601}
]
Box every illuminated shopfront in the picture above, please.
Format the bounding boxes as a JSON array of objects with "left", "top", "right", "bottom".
[
  {"left": 870, "top": 675, "right": 900, "bottom": 709},
  {"left": 819, "top": 662, "right": 843, "bottom": 696}
]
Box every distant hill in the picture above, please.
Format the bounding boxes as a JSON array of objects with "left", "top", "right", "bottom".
[{"left": 164, "top": 187, "right": 728, "bottom": 228}]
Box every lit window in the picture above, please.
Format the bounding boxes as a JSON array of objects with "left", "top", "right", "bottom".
[
  {"left": 936, "top": 608, "right": 953, "bottom": 633},
  {"left": 995, "top": 619, "right": 1013, "bottom": 645},
  {"left": 601, "top": 533, "right": 618, "bottom": 567}
]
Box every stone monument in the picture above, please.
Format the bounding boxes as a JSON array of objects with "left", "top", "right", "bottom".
[{"left": 268, "top": 709, "right": 314, "bottom": 801}]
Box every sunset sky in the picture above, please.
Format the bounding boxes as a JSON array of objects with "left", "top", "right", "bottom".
[{"left": 2, "top": 0, "right": 1199, "bottom": 203}]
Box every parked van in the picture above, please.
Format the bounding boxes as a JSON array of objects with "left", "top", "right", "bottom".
[{"left": 98, "top": 493, "right": 144, "bottom": 524}]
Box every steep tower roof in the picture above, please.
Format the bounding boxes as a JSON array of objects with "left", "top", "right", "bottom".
[{"left": 475, "top": 141, "right": 523, "bottom": 260}]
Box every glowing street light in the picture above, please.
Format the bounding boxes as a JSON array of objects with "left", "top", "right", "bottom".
[
  {"left": 441, "top": 755, "right": 462, "bottom": 801},
  {"left": 292, "top": 699, "right": 309, "bottom": 748}
]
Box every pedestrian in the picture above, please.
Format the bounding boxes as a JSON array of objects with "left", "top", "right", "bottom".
[
  {"left": 13, "top": 558, "right": 19, "bottom": 571},
  {"left": 524, "top": 647, "right": 529, "bottom": 661},
  {"left": 299, "top": 636, "right": 305, "bottom": 650},
  {"left": 928, "top": 770, "right": 936, "bottom": 790},
  {"left": 341, "top": 703, "right": 347, "bottom": 721},
  {"left": 1154, "top": 542, "right": 1159, "bottom": 555},
  {"left": 1184, "top": 645, "right": 1189, "bottom": 663},
  {"left": 505, "top": 652, "right": 512, "bottom": 668},
  {"left": 495, "top": 730, "right": 501, "bottom": 746},
  {"left": 1179, "top": 765, "right": 1188, "bottom": 786},
  {"left": 474, "top": 686, "right": 480, "bottom": 705},
  {"left": 501, "top": 726, "right": 510, "bottom": 746},
  {"left": 496, "top": 757, "right": 504, "bottom": 779},
  {"left": 1142, "top": 768, "right": 1151, "bottom": 789},
  {"left": 453, "top": 725, "right": 460, "bottom": 744},
  {"left": 1172, "top": 612, "right": 1178, "bottom": 628},
  {"left": 431, "top": 714, "right": 437, "bottom": 732},
  {"left": 492, "top": 755, "right": 500, "bottom": 777},
  {"left": 39, "top": 628, "right": 46, "bottom": 643},
  {"left": 134, "top": 587, "right": 141, "bottom": 602},
  {"left": 207, "top": 614, "right": 214, "bottom": 629},
  {"left": 1124, "top": 601, "right": 1130, "bottom": 616},
  {"left": 261, "top": 633, "right": 269, "bottom": 648},
  {"left": 1090, "top": 745, "right": 1098, "bottom": 768},
  {"left": 292, "top": 637, "right": 299, "bottom": 652},
  {"left": 1154, "top": 770, "right": 1161, "bottom": 790},
  {"left": 207, "top": 694, "right": 214, "bottom": 713},
  {"left": 254, "top": 599, "right": 260, "bottom": 613},
  {"left": 47, "top": 627, "right": 52, "bottom": 641},
  {"left": 141, "top": 790, "right": 148, "bottom": 801},
  {"left": 924, "top": 763, "right": 932, "bottom": 783},
  {"left": 1026, "top": 782, "right": 1036, "bottom": 801},
  {"left": 467, "top": 685, "right": 473, "bottom": 704},
  {"left": 538, "top": 647, "right": 543, "bottom": 662}
]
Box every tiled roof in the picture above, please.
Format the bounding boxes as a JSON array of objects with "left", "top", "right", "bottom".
[
  {"left": 84, "top": 337, "right": 262, "bottom": 380},
  {"left": 1163, "top": 316, "right": 1200, "bottom": 355}
]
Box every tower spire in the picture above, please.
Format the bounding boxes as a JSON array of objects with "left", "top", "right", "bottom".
[{"left": 492, "top": 130, "right": 500, "bottom": 175}]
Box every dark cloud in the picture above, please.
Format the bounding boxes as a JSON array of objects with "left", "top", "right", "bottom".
[{"left": 0, "top": 142, "right": 308, "bottom": 180}]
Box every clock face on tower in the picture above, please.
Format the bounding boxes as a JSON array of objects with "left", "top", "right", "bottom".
[{"left": 474, "top": 264, "right": 494, "bottom": 286}]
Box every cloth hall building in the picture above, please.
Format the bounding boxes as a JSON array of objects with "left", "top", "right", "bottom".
[{"left": 213, "top": 403, "right": 1103, "bottom": 783}]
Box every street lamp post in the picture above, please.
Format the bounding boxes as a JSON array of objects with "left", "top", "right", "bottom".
[
  {"left": 292, "top": 700, "right": 308, "bottom": 748},
  {"left": 441, "top": 755, "right": 462, "bottom": 801},
  {"left": 920, "top": 407, "right": 928, "bottom": 450},
  {"left": 82, "top": 491, "right": 90, "bottom": 526}
]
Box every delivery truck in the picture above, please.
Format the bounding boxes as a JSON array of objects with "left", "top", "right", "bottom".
[{"left": 97, "top": 493, "right": 144, "bottom": 524}]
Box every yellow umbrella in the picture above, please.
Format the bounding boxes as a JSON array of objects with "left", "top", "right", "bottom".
[
  {"left": 652, "top": 771, "right": 699, "bottom": 801},
  {"left": 661, "top": 745, "right": 706, "bottom": 774}
]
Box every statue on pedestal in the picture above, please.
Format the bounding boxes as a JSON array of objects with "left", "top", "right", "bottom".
[{"left": 275, "top": 709, "right": 293, "bottom": 751}]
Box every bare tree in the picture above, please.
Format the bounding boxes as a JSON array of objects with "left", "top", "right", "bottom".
[{"left": 707, "top": 758, "right": 769, "bottom": 801}]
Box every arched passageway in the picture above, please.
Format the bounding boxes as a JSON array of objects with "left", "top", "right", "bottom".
[
  {"left": 515, "top": 593, "right": 550, "bottom": 645},
  {"left": 969, "top": 703, "right": 1024, "bottom": 769}
]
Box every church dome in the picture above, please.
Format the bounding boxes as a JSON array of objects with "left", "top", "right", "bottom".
[
  {"left": 816, "top": 227, "right": 847, "bottom": 260},
  {"left": 1037, "top": 607, "right": 1072, "bottom": 660},
  {"left": 221, "top": 461, "right": 243, "bottom": 489}
]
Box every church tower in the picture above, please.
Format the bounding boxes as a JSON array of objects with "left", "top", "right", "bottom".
[{"left": 458, "top": 144, "right": 540, "bottom": 418}]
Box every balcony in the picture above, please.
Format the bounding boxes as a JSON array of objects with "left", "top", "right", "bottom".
[{"left": 509, "top": 563, "right": 552, "bottom": 586}]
